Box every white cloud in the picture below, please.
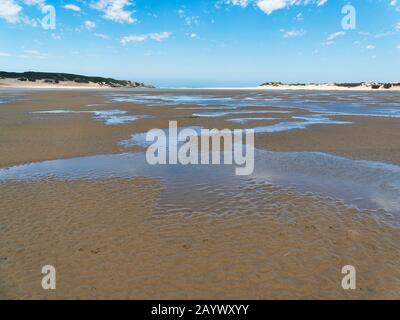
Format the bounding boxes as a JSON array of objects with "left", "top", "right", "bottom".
[
  {"left": 121, "top": 35, "right": 147, "bottom": 44},
  {"left": 397, "top": 44, "right": 400, "bottom": 49},
  {"left": 64, "top": 4, "right": 81, "bottom": 12},
  {"left": 223, "top": 0, "right": 250, "bottom": 7},
  {"left": 326, "top": 31, "right": 345, "bottom": 41},
  {"left": 375, "top": 31, "right": 392, "bottom": 38},
  {"left": 257, "top": 0, "right": 289, "bottom": 14},
  {"left": 20, "top": 49, "right": 47, "bottom": 59},
  {"left": 178, "top": 9, "right": 200, "bottom": 26},
  {"left": 395, "top": 22, "right": 400, "bottom": 31},
  {"left": 366, "top": 44, "right": 375, "bottom": 50},
  {"left": 84, "top": 20, "right": 96, "bottom": 29},
  {"left": 0, "top": 0, "right": 49, "bottom": 24},
  {"left": 186, "top": 16, "right": 199, "bottom": 25},
  {"left": 223, "top": 0, "right": 329, "bottom": 15},
  {"left": 92, "top": 0, "right": 136, "bottom": 24},
  {"left": 295, "top": 12, "right": 303, "bottom": 21},
  {"left": 21, "top": 15, "right": 38, "bottom": 26},
  {"left": 0, "top": 51, "right": 12, "bottom": 57},
  {"left": 280, "top": 28, "right": 305, "bottom": 38},
  {"left": 178, "top": 10, "right": 200, "bottom": 26},
  {"left": 51, "top": 33, "right": 62, "bottom": 40},
  {"left": 121, "top": 32, "right": 172, "bottom": 45},
  {"left": 0, "top": 0, "right": 22, "bottom": 23},
  {"left": 321, "top": 31, "right": 345, "bottom": 46},
  {"left": 149, "top": 32, "right": 171, "bottom": 41},
  {"left": 95, "top": 33, "right": 110, "bottom": 39},
  {"left": 22, "top": 0, "right": 46, "bottom": 9},
  {"left": 390, "top": 0, "right": 397, "bottom": 7}
]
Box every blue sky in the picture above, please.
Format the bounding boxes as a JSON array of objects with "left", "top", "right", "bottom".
[{"left": 0, "top": 0, "right": 399, "bottom": 87}]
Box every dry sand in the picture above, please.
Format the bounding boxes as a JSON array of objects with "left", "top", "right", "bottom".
[
  {"left": 257, "top": 84, "right": 400, "bottom": 91},
  {"left": 195, "top": 84, "right": 400, "bottom": 91},
  {"left": 0, "top": 78, "right": 138, "bottom": 89},
  {"left": 0, "top": 88, "right": 399, "bottom": 299}
]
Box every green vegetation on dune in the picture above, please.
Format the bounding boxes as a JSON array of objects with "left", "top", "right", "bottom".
[
  {"left": 0, "top": 71, "right": 153, "bottom": 88},
  {"left": 259, "top": 81, "right": 399, "bottom": 89},
  {"left": 259, "top": 82, "right": 284, "bottom": 87},
  {"left": 334, "top": 83, "right": 363, "bottom": 88}
]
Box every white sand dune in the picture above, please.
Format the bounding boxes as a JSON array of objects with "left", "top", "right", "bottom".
[
  {"left": 0, "top": 78, "right": 115, "bottom": 89},
  {"left": 194, "top": 84, "right": 400, "bottom": 91}
]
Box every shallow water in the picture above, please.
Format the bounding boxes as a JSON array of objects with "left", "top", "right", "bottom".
[
  {"left": 120, "top": 126, "right": 205, "bottom": 148},
  {"left": 119, "top": 115, "right": 351, "bottom": 144},
  {"left": 227, "top": 117, "right": 281, "bottom": 123},
  {"left": 0, "top": 89, "right": 26, "bottom": 104},
  {"left": 1, "top": 148, "right": 399, "bottom": 225},
  {"left": 100, "top": 90, "right": 400, "bottom": 133},
  {"left": 107, "top": 93, "right": 235, "bottom": 106},
  {"left": 3, "top": 89, "right": 400, "bottom": 221},
  {"left": 252, "top": 115, "right": 351, "bottom": 133},
  {"left": 32, "top": 110, "right": 149, "bottom": 125},
  {"left": 103, "top": 90, "right": 400, "bottom": 118},
  {"left": 192, "top": 109, "right": 292, "bottom": 118}
]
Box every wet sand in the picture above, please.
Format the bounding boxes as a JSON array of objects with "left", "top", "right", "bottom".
[
  {"left": 255, "top": 116, "right": 400, "bottom": 164},
  {"left": 1, "top": 88, "right": 400, "bottom": 299},
  {"left": 1, "top": 89, "right": 400, "bottom": 167},
  {"left": 1, "top": 178, "right": 399, "bottom": 299}
]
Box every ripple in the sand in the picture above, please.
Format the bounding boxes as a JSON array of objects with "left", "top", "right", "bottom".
[{"left": 0, "top": 149, "right": 399, "bottom": 225}]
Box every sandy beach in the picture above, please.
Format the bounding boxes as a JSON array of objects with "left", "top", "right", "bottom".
[
  {"left": 1, "top": 88, "right": 400, "bottom": 299},
  {"left": 2, "top": 80, "right": 400, "bottom": 91},
  {"left": 2, "top": 0, "right": 400, "bottom": 308},
  {"left": 0, "top": 79, "right": 107, "bottom": 89},
  {"left": 257, "top": 84, "right": 400, "bottom": 91}
]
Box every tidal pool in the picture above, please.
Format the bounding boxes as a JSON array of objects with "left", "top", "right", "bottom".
[
  {"left": 1, "top": 148, "right": 399, "bottom": 225},
  {"left": 32, "top": 110, "right": 149, "bottom": 125}
]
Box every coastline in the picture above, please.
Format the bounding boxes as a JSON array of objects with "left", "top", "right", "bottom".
[
  {"left": 188, "top": 85, "right": 400, "bottom": 91},
  {"left": 2, "top": 80, "right": 400, "bottom": 91},
  {"left": 0, "top": 74, "right": 153, "bottom": 90},
  {"left": 4, "top": 85, "right": 400, "bottom": 91},
  {"left": 0, "top": 84, "right": 114, "bottom": 90},
  {"left": 0, "top": 81, "right": 147, "bottom": 90}
]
